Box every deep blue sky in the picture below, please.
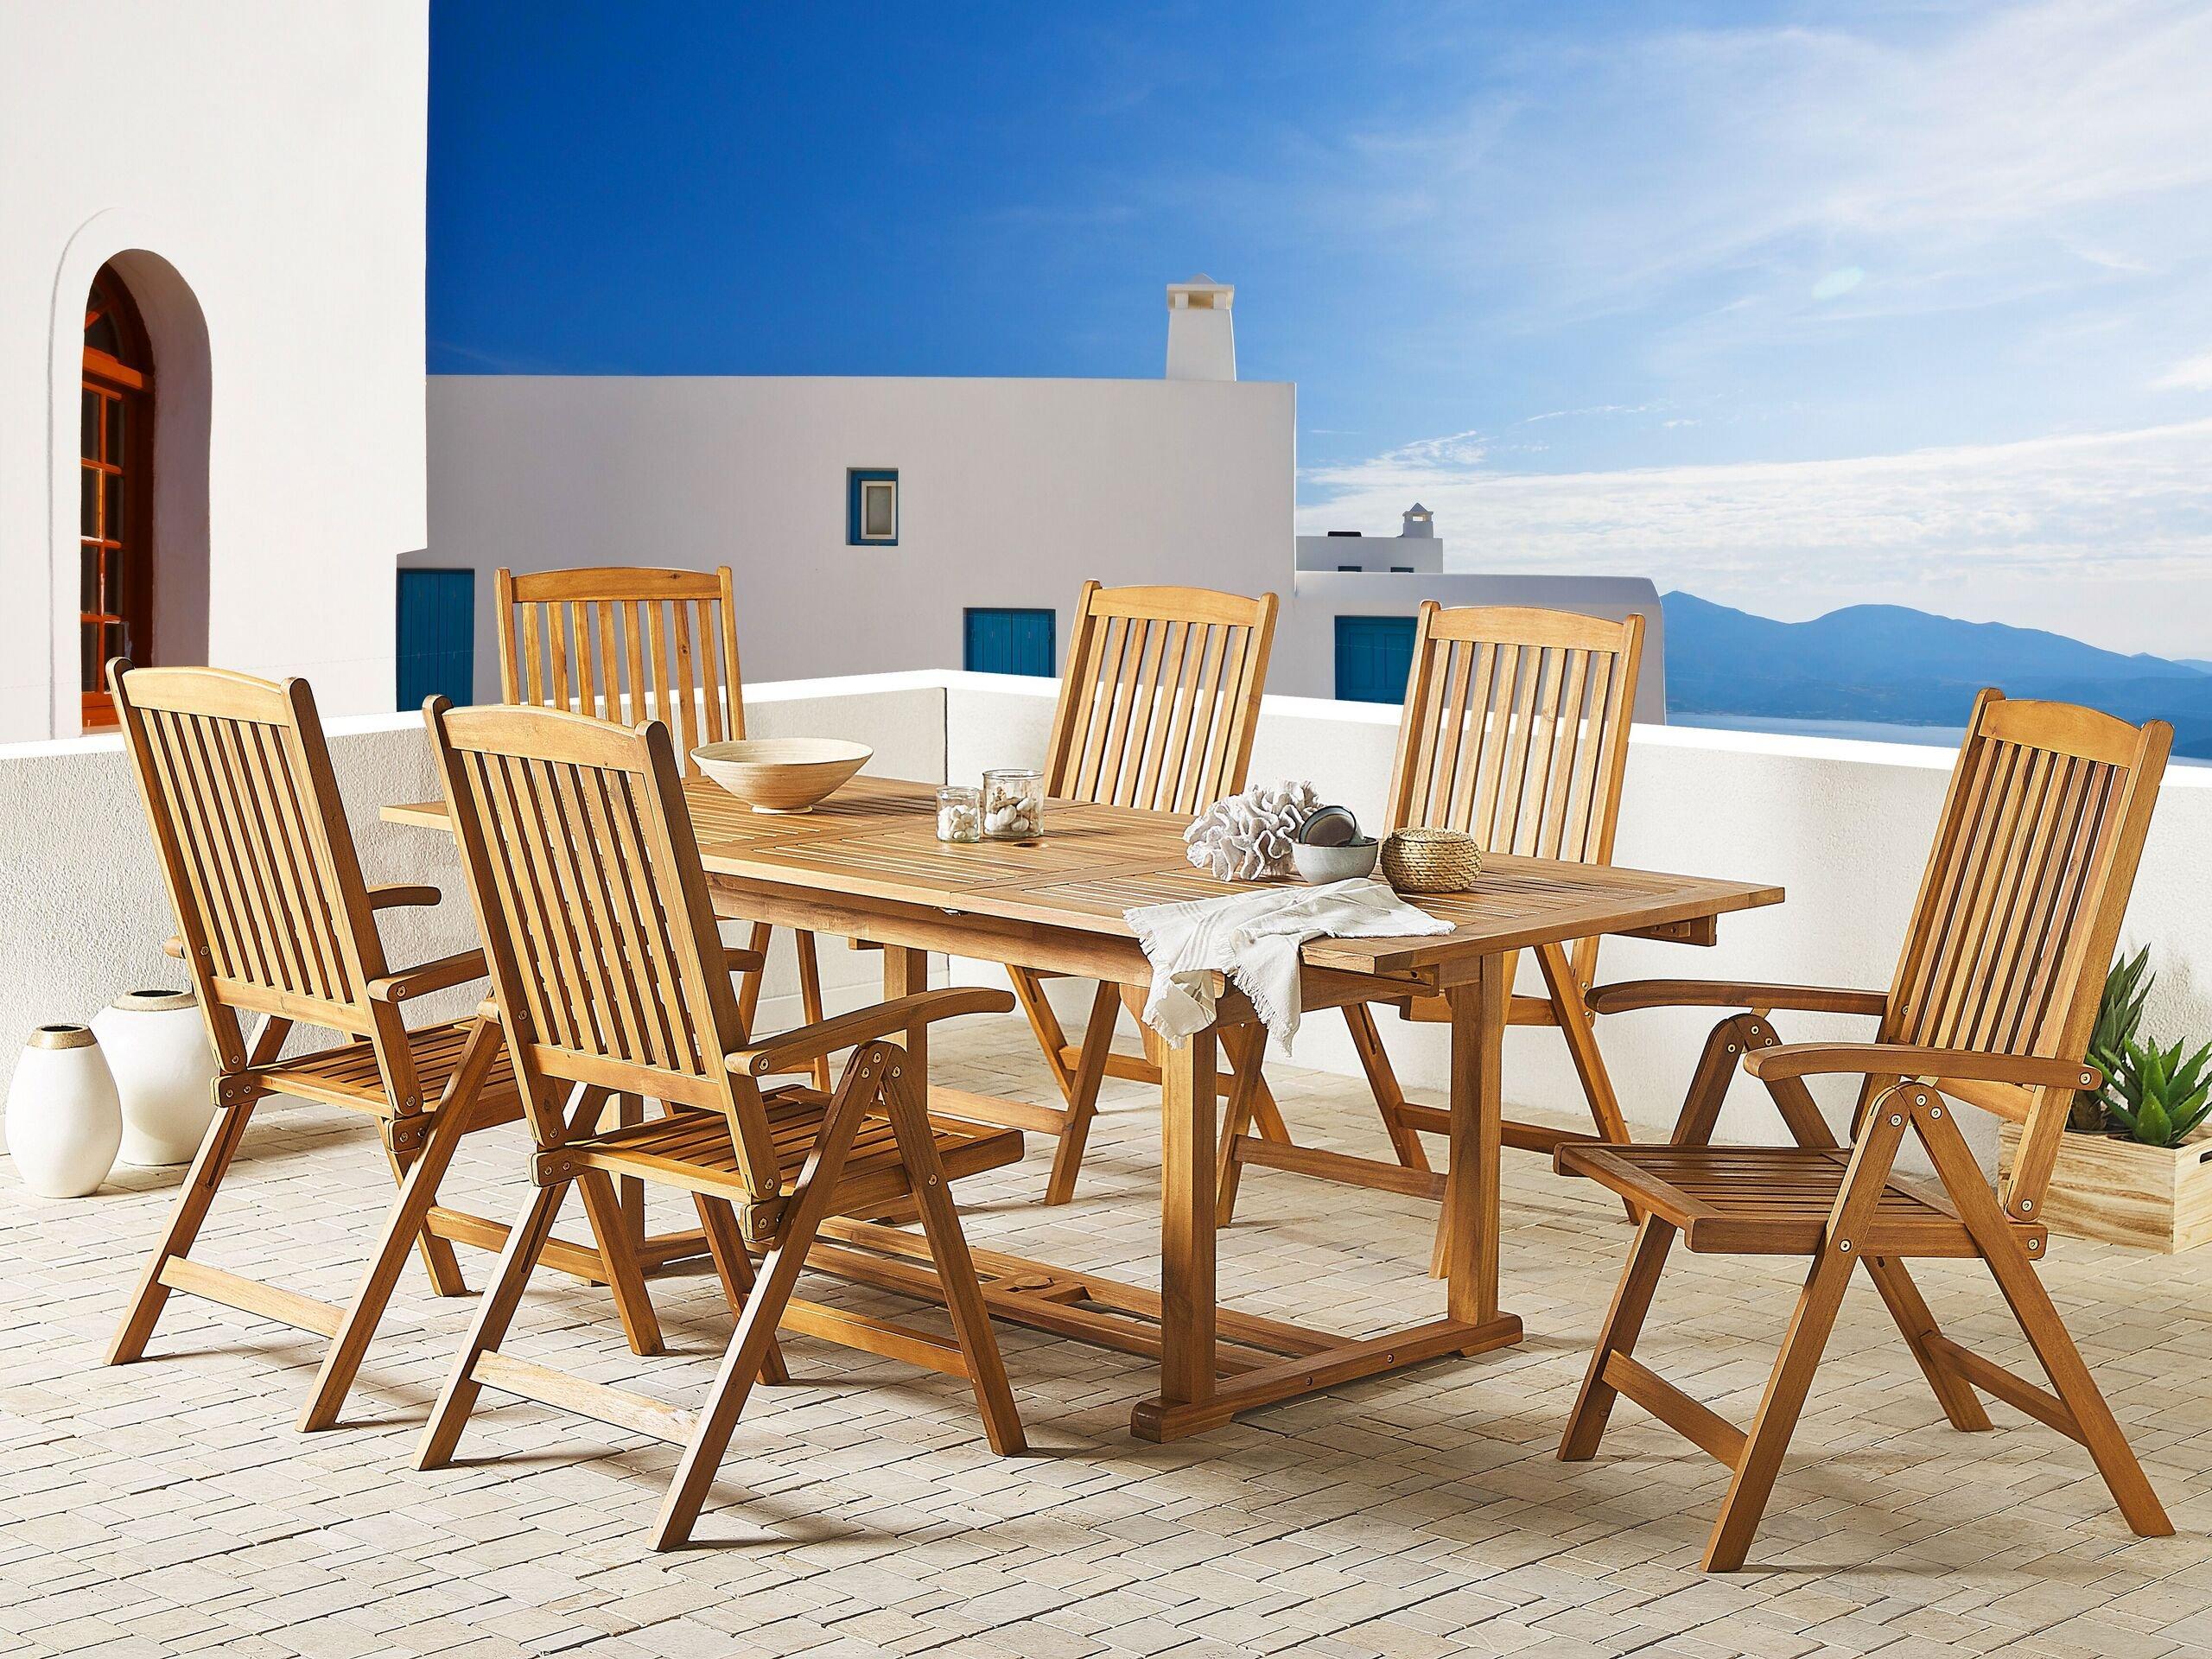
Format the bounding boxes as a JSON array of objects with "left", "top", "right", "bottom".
[{"left": 430, "top": 1, "right": 2212, "bottom": 654}]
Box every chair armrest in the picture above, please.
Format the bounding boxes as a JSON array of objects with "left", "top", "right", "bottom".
[
  {"left": 727, "top": 987, "right": 1016, "bottom": 1077},
  {"left": 163, "top": 935, "right": 187, "bottom": 959},
  {"left": 368, "top": 949, "right": 489, "bottom": 1005},
  {"left": 1741, "top": 1042, "right": 2098, "bottom": 1091},
  {"left": 1585, "top": 979, "right": 1890, "bottom": 1017},
  {"left": 722, "top": 944, "right": 767, "bottom": 976},
  {"left": 367, "top": 883, "right": 441, "bottom": 911}
]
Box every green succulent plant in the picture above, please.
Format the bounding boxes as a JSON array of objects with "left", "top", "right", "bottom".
[
  {"left": 2103, "top": 1037, "right": 2212, "bottom": 1149},
  {"left": 2074, "top": 946, "right": 2153, "bottom": 1132}
]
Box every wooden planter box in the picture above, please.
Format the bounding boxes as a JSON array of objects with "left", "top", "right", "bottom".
[{"left": 1999, "top": 1122, "right": 2212, "bottom": 1253}]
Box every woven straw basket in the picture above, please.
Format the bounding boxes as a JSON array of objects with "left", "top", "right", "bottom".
[{"left": 1381, "top": 827, "right": 1483, "bottom": 893}]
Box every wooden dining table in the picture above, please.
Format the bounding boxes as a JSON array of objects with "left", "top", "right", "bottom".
[{"left": 385, "top": 773, "right": 1780, "bottom": 1441}]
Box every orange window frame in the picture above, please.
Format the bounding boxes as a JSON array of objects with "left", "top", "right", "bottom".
[{"left": 79, "top": 269, "right": 154, "bottom": 730}]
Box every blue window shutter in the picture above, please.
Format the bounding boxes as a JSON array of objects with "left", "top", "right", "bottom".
[
  {"left": 963, "top": 608, "right": 1056, "bottom": 677},
  {"left": 1333, "top": 614, "right": 1417, "bottom": 704},
  {"left": 397, "top": 569, "right": 475, "bottom": 710}
]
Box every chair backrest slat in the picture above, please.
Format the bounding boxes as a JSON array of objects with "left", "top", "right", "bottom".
[
  {"left": 429, "top": 702, "right": 785, "bottom": 1197},
  {"left": 1878, "top": 691, "right": 2169, "bottom": 1216},
  {"left": 496, "top": 567, "right": 746, "bottom": 774},
  {"left": 1385, "top": 605, "right": 1644, "bottom": 864},
  {"left": 1381, "top": 606, "right": 1644, "bottom": 990},
  {"left": 111, "top": 664, "right": 385, "bottom": 1057},
  {"left": 1043, "top": 582, "right": 1279, "bottom": 814}
]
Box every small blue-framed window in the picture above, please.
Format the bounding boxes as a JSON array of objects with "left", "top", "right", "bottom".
[
  {"left": 848, "top": 468, "right": 899, "bottom": 545},
  {"left": 964, "top": 607, "right": 1056, "bottom": 677}
]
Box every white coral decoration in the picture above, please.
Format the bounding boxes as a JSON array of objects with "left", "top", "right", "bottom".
[{"left": 1183, "top": 780, "right": 1322, "bottom": 882}]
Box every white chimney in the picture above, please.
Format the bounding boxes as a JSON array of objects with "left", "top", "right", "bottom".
[
  {"left": 1401, "top": 503, "right": 1435, "bottom": 538},
  {"left": 1165, "top": 275, "right": 1235, "bottom": 381}
]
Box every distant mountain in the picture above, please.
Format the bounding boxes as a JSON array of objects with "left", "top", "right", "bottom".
[{"left": 1663, "top": 594, "right": 2212, "bottom": 760}]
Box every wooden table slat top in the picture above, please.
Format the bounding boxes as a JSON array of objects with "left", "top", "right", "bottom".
[{"left": 385, "top": 774, "right": 1782, "bottom": 978}]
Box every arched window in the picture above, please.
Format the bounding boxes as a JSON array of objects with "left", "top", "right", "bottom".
[{"left": 81, "top": 264, "right": 155, "bottom": 729}]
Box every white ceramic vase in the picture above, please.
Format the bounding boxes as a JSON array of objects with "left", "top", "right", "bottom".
[
  {"left": 92, "top": 989, "right": 218, "bottom": 1166},
  {"left": 6, "top": 1026, "right": 123, "bottom": 1198}
]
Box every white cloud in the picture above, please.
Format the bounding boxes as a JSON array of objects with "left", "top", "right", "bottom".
[
  {"left": 2156, "top": 352, "right": 2212, "bottom": 392},
  {"left": 1300, "top": 418, "right": 2212, "bottom": 655},
  {"left": 1313, "top": 0, "right": 2212, "bottom": 341}
]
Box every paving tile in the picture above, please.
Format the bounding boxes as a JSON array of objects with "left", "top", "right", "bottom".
[{"left": 1, "top": 1017, "right": 2204, "bottom": 1658}]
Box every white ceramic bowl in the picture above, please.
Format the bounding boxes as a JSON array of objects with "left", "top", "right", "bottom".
[
  {"left": 1292, "top": 837, "right": 1380, "bottom": 883},
  {"left": 692, "top": 738, "right": 872, "bottom": 813}
]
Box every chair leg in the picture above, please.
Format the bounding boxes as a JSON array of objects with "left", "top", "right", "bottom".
[
  {"left": 1704, "top": 1097, "right": 1910, "bottom": 1572},
  {"left": 416, "top": 1178, "right": 569, "bottom": 1471},
  {"left": 1704, "top": 1235, "right": 1863, "bottom": 1570},
  {"left": 604, "top": 1093, "right": 646, "bottom": 1263},
  {"left": 1344, "top": 1004, "right": 1430, "bottom": 1173},
  {"left": 1860, "top": 1255, "right": 1992, "bottom": 1433},
  {"left": 1044, "top": 981, "right": 1122, "bottom": 1206},
  {"left": 106, "top": 1098, "right": 257, "bottom": 1365},
  {"left": 298, "top": 1096, "right": 480, "bottom": 1432},
  {"left": 1534, "top": 944, "right": 1628, "bottom": 1144},
  {"left": 1007, "top": 965, "right": 1078, "bottom": 1103},
  {"left": 795, "top": 930, "right": 831, "bottom": 1092},
  {"left": 1981, "top": 1243, "right": 2173, "bottom": 1536},
  {"left": 691, "top": 1192, "right": 789, "bottom": 1385},
  {"left": 1213, "top": 1025, "right": 1270, "bottom": 1223},
  {"left": 649, "top": 1043, "right": 882, "bottom": 1551},
  {"left": 1558, "top": 1215, "right": 1678, "bottom": 1459},
  {"left": 1913, "top": 1095, "right": 2171, "bottom": 1537},
  {"left": 879, "top": 1058, "right": 1025, "bottom": 1455},
  {"left": 1534, "top": 944, "right": 1641, "bottom": 1225},
  {"left": 574, "top": 1168, "right": 664, "bottom": 1357},
  {"left": 735, "top": 920, "right": 774, "bottom": 1032},
  {"left": 385, "top": 1131, "right": 469, "bottom": 1298}
]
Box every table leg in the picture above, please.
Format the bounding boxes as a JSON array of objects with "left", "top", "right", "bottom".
[
  {"left": 882, "top": 946, "right": 930, "bottom": 1081},
  {"left": 1154, "top": 1020, "right": 1217, "bottom": 1419},
  {"left": 1445, "top": 956, "right": 1507, "bottom": 1328}
]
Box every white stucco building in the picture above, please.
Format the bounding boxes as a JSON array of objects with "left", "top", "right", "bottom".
[
  {"left": 0, "top": 1, "right": 427, "bottom": 741},
  {"left": 1298, "top": 504, "right": 1446, "bottom": 574},
  {"left": 423, "top": 279, "right": 1666, "bottom": 713}
]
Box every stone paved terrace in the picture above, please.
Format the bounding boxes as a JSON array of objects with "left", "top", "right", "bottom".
[{"left": 4, "top": 1014, "right": 2211, "bottom": 1659}]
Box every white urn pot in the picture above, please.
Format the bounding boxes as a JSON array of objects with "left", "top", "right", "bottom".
[
  {"left": 92, "top": 989, "right": 218, "bottom": 1166},
  {"left": 6, "top": 1026, "right": 123, "bottom": 1198}
]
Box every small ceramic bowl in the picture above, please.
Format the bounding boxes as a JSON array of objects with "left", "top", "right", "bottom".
[
  {"left": 692, "top": 738, "right": 872, "bottom": 813},
  {"left": 1297, "top": 804, "right": 1360, "bottom": 848},
  {"left": 1293, "top": 836, "right": 1379, "bottom": 883}
]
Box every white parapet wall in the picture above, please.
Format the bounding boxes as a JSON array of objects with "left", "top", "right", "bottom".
[{"left": 5, "top": 668, "right": 2205, "bottom": 1173}]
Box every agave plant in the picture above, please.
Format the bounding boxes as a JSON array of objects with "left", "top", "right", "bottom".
[
  {"left": 2075, "top": 946, "right": 2153, "bottom": 1131},
  {"left": 2103, "top": 1037, "right": 2212, "bottom": 1148}
]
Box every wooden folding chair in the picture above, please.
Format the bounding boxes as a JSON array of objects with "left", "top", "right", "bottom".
[
  {"left": 100, "top": 662, "right": 657, "bottom": 1433},
  {"left": 999, "top": 582, "right": 1281, "bottom": 1204},
  {"left": 495, "top": 565, "right": 830, "bottom": 1090},
  {"left": 1220, "top": 603, "right": 1645, "bottom": 1239},
  {"left": 414, "top": 700, "right": 1026, "bottom": 1549},
  {"left": 1554, "top": 691, "right": 2173, "bottom": 1571}
]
